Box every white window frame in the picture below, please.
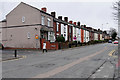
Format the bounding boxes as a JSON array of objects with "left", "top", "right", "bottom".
[
  {"left": 22, "top": 16, "right": 25, "bottom": 23},
  {"left": 64, "top": 27, "right": 66, "bottom": 33},
  {"left": 47, "top": 18, "right": 51, "bottom": 27},
  {"left": 27, "top": 32, "right": 30, "bottom": 39},
  {"left": 41, "top": 16, "right": 45, "bottom": 25},
  {"left": 56, "top": 23, "right": 59, "bottom": 32}
]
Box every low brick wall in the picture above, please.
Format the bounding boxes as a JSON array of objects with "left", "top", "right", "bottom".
[
  {"left": 58, "top": 42, "right": 69, "bottom": 49},
  {"left": 41, "top": 39, "right": 58, "bottom": 50}
]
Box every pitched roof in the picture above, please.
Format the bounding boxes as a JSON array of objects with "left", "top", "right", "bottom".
[{"left": 7, "top": 2, "right": 52, "bottom": 17}]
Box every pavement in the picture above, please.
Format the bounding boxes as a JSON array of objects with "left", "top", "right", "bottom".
[{"left": 2, "top": 43, "right": 118, "bottom": 79}]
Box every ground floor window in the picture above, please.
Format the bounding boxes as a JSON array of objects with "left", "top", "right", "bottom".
[{"left": 48, "top": 32, "right": 55, "bottom": 42}]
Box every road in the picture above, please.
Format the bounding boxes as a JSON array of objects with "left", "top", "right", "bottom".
[{"left": 2, "top": 43, "right": 118, "bottom": 79}]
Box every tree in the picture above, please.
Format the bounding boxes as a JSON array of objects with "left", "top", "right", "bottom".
[
  {"left": 113, "top": 1, "right": 120, "bottom": 37},
  {"left": 112, "top": 32, "right": 117, "bottom": 40},
  {"left": 109, "top": 28, "right": 117, "bottom": 36},
  {"left": 111, "top": 32, "right": 117, "bottom": 40},
  {"left": 56, "top": 35, "right": 65, "bottom": 42},
  {"left": 113, "top": 1, "right": 120, "bottom": 21}
]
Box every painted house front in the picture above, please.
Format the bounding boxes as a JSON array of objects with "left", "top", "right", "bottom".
[
  {"left": 0, "top": 20, "right": 7, "bottom": 45},
  {"left": 100, "top": 33, "right": 103, "bottom": 40},
  {"left": 61, "top": 24, "right": 68, "bottom": 41},
  {"left": 77, "top": 28, "right": 81, "bottom": 42},
  {"left": 93, "top": 29, "right": 98, "bottom": 40},
  {"left": 86, "top": 30, "right": 89, "bottom": 43},
  {"left": 73, "top": 26, "right": 76, "bottom": 41},
  {"left": 1, "top": 2, "right": 55, "bottom": 48},
  {"left": 84, "top": 29, "right": 86, "bottom": 42},
  {"left": 68, "top": 21, "right": 73, "bottom": 42},
  {"left": 94, "top": 33, "right": 98, "bottom": 40}
]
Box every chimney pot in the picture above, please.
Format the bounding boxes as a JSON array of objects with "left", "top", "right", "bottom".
[
  {"left": 58, "top": 16, "right": 62, "bottom": 20},
  {"left": 77, "top": 22, "right": 80, "bottom": 26},
  {"left": 51, "top": 12, "right": 56, "bottom": 18},
  {"left": 64, "top": 17, "right": 68, "bottom": 22},
  {"left": 74, "top": 22, "right": 76, "bottom": 25},
  {"left": 41, "top": 7, "right": 47, "bottom": 12},
  {"left": 69, "top": 21, "right": 73, "bottom": 24},
  {"left": 84, "top": 25, "right": 86, "bottom": 28}
]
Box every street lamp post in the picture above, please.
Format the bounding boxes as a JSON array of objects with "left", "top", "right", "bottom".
[{"left": 102, "top": 24, "right": 103, "bottom": 31}]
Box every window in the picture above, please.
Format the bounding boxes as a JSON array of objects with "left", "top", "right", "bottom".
[
  {"left": 64, "top": 34, "right": 66, "bottom": 37},
  {"left": 47, "top": 18, "right": 51, "bottom": 27},
  {"left": 56, "top": 23, "right": 59, "bottom": 32},
  {"left": 49, "top": 32, "right": 55, "bottom": 42},
  {"left": 64, "top": 27, "right": 66, "bottom": 33},
  {"left": 22, "top": 16, "right": 25, "bottom": 23},
  {"left": 41, "top": 16, "right": 45, "bottom": 25},
  {"left": 74, "top": 27, "right": 76, "bottom": 35},
  {"left": 27, "top": 32, "right": 30, "bottom": 39}
]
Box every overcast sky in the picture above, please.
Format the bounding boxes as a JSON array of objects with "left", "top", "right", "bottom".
[{"left": 0, "top": 0, "right": 118, "bottom": 31}]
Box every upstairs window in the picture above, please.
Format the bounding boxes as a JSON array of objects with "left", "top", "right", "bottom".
[
  {"left": 47, "top": 18, "right": 51, "bottom": 27},
  {"left": 22, "top": 16, "right": 25, "bottom": 23},
  {"left": 56, "top": 23, "right": 59, "bottom": 32},
  {"left": 41, "top": 16, "right": 45, "bottom": 25},
  {"left": 64, "top": 27, "right": 66, "bottom": 33},
  {"left": 27, "top": 32, "right": 30, "bottom": 39}
]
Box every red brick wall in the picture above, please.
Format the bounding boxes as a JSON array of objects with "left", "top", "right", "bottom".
[
  {"left": 81, "top": 29, "right": 84, "bottom": 43},
  {"left": 91, "top": 32, "right": 94, "bottom": 41},
  {"left": 41, "top": 39, "right": 58, "bottom": 50},
  {"left": 58, "top": 23, "right": 61, "bottom": 35},
  {"left": 67, "top": 25, "right": 73, "bottom": 42},
  {"left": 68, "top": 25, "right": 69, "bottom": 41},
  {"left": 89, "top": 32, "right": 94, "bottom": 41},
  {"left": 71, "top": 26, "right": 73, "bottom": 41},
  {"left": 53, "top": 21, "right": 57, "bottom": 39},
  {"left": 98, "top": 33, "right": 100, "bottom": 40}
]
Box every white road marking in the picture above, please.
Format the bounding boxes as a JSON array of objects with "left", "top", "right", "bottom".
[
  {"left": 103, "top": 75, "right": 108, "bottom": 78},
  {"left": 100, "top": 66, "right": 104, "bottom": 69},
  {"left": 97, "top": 69, "right": 101, "bottom": 72}
]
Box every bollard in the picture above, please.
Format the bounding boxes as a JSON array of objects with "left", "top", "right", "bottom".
[{"left": 15, "top": 50, "right": 17, "bottom": 58}]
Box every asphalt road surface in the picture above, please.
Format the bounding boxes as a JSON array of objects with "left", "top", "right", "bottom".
[{"left": 2, "top": 43, "right": 118, "bottom": 79}]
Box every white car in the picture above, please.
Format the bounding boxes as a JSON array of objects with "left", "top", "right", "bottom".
[{"left": 114, "top": 40, "right": 118, "bottom": 44}]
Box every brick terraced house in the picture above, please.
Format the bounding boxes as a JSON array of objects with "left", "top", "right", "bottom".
[{"left": 0, "top": 2, "right": 110, "bottom": 49}]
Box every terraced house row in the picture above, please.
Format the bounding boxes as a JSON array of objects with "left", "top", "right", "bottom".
[{"left": 0, "top": 2, "right": 110, "bottom": 50}]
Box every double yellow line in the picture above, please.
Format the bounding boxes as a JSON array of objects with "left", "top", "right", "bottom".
[
  {"left": 0, "top": 55, "right": 26, "bottom": 62},
  {"left": 108, "top": 50, "right": 116, "bottom": 57}
]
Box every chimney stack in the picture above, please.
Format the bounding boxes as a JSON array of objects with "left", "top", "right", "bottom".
[
  {"left": 41, "top": 7, "right": 47, "bottom": 12},
  {"left": 69, "top": 21, "right": 73, "bottom": 24},
  {"left": 77, "top": 22, "right": 80, "bottom": 26},
  {"left": 58, "top": 16, "right": 62, "bottom": 20},
  {"left": 81, "top": 25, "right": 84, "bottom": 28},
  {"left": 64, "top": 17, "right": 68, "bottom": 22},
  {"left": 74, "top": 22, "right": 76, "bottom": 25},
  {"left": 84, "top": 25, "right": 86, "bottom": 28},
  {"left": 51, "top": 12, "right": 56, "bottom": 18},
  {"left": 98, "top": 29, "right": 100, "bottom": 32}
]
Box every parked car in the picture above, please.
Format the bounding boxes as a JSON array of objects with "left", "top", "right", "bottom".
[
  {"left": 114, "top": 40, "right": 118, "bottom": 44},
  {"left": 0, "top": 43, "right": 4, "bottom": 50},
  {"left": 108, "top": 40, "right": 112, "bottom": 43}
]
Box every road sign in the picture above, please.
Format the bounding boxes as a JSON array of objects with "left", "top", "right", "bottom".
[{"left": 35, "top": 35, "right": 39, "bottom": 39}]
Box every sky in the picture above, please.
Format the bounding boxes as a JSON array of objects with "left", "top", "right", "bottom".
[{"left": 0, "top": 0, "right": 118, "bottom": 32}]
